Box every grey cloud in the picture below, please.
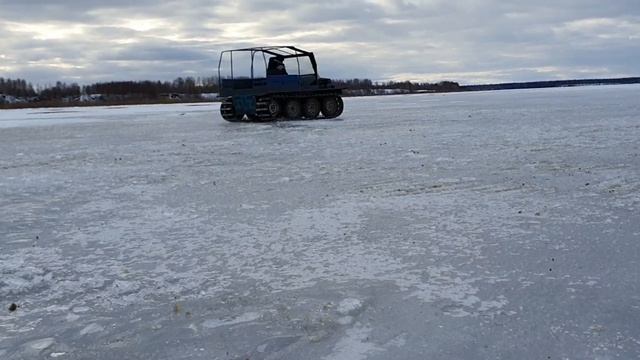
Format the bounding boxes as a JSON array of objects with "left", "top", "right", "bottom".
[
  {"left": 106, "top": 43, "right": 211, "bottom": 62},
  {"left": 0, "top": 0, "right": 639, "bottom": 85}
]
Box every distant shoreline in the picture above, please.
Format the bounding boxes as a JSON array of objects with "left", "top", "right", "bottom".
[
  {"left": 2, "top": 77, "right": 638, "bottom": 110},
  {"left": 0, "top": 97, "right": 212, "bottom": 110},
  {"left": 459, "top": 77, "right": 640, "bottom": 92}
]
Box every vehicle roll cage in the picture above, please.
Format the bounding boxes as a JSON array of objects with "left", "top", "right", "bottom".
[{"left": 217, "top": 46, "right": 319, "bottom": 86}]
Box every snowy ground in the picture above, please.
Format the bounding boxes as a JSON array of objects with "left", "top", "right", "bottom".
[{"left": 1, "top": 85, "right": 639, "bottom": 359}]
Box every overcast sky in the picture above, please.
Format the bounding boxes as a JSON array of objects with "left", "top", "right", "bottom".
[{"left": 1, "top": 0, "right": 639, "bottom": 85}]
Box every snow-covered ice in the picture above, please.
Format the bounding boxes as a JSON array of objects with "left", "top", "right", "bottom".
[{"left": 1, "top": 86, "right": 639, "bottom": 359}]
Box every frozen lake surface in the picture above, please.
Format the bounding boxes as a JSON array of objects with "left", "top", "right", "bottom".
[{"left": 1, "top": 85, "right": 639, "bottom": 359}]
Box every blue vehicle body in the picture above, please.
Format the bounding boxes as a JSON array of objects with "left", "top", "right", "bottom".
[{"left": 218, "top": 46, "right": 343, "bottom": 121}]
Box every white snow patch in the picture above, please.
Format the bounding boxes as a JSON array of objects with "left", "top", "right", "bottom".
[
  {"left": 65, "top": 313, "right": 80, "bottom": 322},
  {"left": 79, "top": 323, "right": 104, "bottom": 336},
  {"left": 337, "top": 298, "right": 364, "bottom": 316},
  {"left": 111, "top": 280, "right": 140, "bottom": 296},
  {"left": 337, "top": 316, "right": 354, "bottom": 325},
  {"left": 188, "top": 323, "right": 198, "bottom": 333},
  {"left": 202, "top": 311, "right": 262, "bottom": 329},
  {"left": 24, "top": 337, "right": 55, "bottom": 351},
  {"left": 386, "top": 333, "right": 407, "bottom": 347},
  {"left": 324, "top": 323, "right": 381, "bottom": 360},
  {"left": 478, "top": 296, "right": 508, "bottom": 312}
]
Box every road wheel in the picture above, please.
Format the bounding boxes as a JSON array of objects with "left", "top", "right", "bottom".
[
  {"left": 302, "top": 98, "right": 321, "bottom": 119},
  {"left": 321, "top": 96, "right": 344, "bottom": 118},
  {"left": 284, "top": 99, "right": 302, "bottom": 119},
  {"left": 267, "top": 99, "right": 281, "bottom": 118}
]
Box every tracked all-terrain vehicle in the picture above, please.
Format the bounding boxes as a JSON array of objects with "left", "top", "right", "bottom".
[{"left": 217, "top": 46, "right": 343, "bottom": 121}]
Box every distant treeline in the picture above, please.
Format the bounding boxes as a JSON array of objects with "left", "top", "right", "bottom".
[
  {"left": 0, "top": 78, "right": 37, "bottom": 97},
  {"left": 333, "top": 79, "right": 461, "bottom": 95},
  {"left": 0, "top": 76, "right": 219, "bottom": 101},
  {"left": 1, "top": 76, "right": 462, "bottom": 108},
  {"left": 1, "top": 76, "right": 459, "bottom": 99},
  {"left": 83, "top": 77, "right": 219, "bottom": 98}
]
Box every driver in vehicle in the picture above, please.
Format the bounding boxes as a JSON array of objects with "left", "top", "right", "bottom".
[{"left": 267, "top": 56, "right": 288, "bottom": 75}]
